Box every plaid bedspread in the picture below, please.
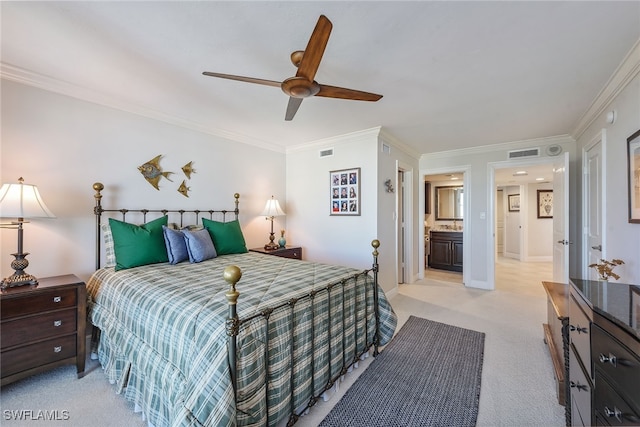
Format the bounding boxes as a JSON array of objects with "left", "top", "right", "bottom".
[{"left": 87, "top": 252, "right": 397, "bottom": 427}]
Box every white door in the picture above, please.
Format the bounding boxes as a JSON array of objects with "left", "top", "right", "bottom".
[
  {"left": 552, "top": 152, "right": 570, "bottom": 282},
  {"left": 584, "top": 138, "right": 603, "bottom": 279}
]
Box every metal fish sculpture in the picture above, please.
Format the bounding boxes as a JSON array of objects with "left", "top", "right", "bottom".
[
  {"left": 182, "top": 161, "right": 196, "bottom": 179},
  {"left": 138, "top": 155, "right": 173, "bottom": 190},
  {"left": 177, "top": 180, "right": 190, "bottom": 197}
]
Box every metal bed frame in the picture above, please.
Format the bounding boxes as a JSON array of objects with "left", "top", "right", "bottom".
[{"left": 92, "top": 182, "right": 382, "bottom": 426}]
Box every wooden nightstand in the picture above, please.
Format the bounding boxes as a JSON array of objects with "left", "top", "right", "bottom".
[
  {"left": 1, "top": 274, "right": 86, "bottom": 386},
  {"left": 250, "top": 246, "right": 303, "bottom": 260}
]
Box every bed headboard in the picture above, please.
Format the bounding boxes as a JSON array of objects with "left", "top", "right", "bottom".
[{"left": 92, "top": 182, "right": 240, "bottom": 270}]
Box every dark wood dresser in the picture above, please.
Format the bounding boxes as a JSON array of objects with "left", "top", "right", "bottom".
[
  {"left": 249, "top": 246, "right": 302, "bottom": 260},
  {"left": 569, "top": 279, "right": 640, "bottom": 426},
  {"left": 1, "top": 274, "right": 86, "bottom": 386}
]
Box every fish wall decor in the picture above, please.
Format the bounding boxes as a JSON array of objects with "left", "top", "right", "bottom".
[
  {"left": 177, "top": 180, "right": 190, "bottom": 197},
  {"left": 138, "top": 155, "right": 174, "bottom": 190},
  {"left": 182, "top": 161, "right": 196, "bottom": 179}
]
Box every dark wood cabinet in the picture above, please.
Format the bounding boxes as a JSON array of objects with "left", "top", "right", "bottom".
[
  {"left": 428, "top": 231, "right": 462, "bottom": 272},
  {"left": 425, "top": 182, "right": 431, "bottom": 214},
  {"left": 1, "top": 274, "right": 86, "bottom": 386},
  {"left": 568, "top": 279, "right": 640, "bottom": 427},
  {"left": 249, "top": 246, "right": 303, "bottom": 260},
  {"left": 542, "top": 281, "right": 569, "bottom": 410}
]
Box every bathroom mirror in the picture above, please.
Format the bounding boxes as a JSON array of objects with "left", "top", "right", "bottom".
[{"left": 435, "top": 186, "right": 464, "bottom": 220}]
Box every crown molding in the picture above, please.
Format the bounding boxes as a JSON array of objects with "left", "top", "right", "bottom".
[
  {"left": 572, "top": 37, "right": 640, "bottom": 140},
  {"left": 421, "top": 134, "right": 575, "bottom": 160},
  {"left": 378, "top": 128, "right": 421, "bottom": 159},
  {"left": 285, "top": 126, "right": 382, "bottom": 154},
  {"left": 0, "top": 62, "right": 284, "bottom": 153}
]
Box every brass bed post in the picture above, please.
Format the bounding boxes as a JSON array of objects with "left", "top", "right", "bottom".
[
  {"left": 371, "top": 239, "right": 381, "bottom": 356},
  {"left": 233, "top": 193, "right": 240, "bottom": 220},
  {"left": 93, "top": 183, "right": 104, "bottom": 270},
  {"left": 223, "top": 265, "right": 242, "bottom": 399}
]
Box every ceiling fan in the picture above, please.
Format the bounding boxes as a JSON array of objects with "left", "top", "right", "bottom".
[{"left": 203, "top": 15, "right": 383, "bottom": 121}]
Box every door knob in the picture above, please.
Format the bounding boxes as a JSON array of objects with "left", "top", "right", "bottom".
[{"left": 591, "top": 244, "right": 602, "bottom": 251}]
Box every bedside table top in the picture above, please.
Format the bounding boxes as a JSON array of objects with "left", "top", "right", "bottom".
[
  {"left": 1, "top": 274, "right": 84, "bottom": 298},
  {"left": 249, "top": 246, "right": 301, "bottom": 255}
]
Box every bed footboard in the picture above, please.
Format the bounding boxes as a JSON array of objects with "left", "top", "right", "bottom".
[{"left": 223, "top": 240, "right": 383, "bottom": 426}]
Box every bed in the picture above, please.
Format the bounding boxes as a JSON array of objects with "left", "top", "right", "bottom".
[{"left": 86, "top": 183, "right": 397, "bottom": 427}]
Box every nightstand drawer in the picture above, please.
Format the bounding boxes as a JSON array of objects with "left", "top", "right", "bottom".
[
  {"left": 1, "top": 308, "right": 77, "bottom": 348},
  {"left": 1, "top": 335, "right": 76, "bottom": 377},
  {"left": 1, "top": 288, "right": 77, "bottom": 319},
  {"left": 278, "top": 248, "right": 302, "bottom": 259}
]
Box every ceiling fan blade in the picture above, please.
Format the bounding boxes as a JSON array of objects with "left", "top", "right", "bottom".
[
  {"left": 285, "top": 97, "right": 304, "bottom": 121},
  {"left": 317, "top": 84, "right": 383, "bottom": 101},
  {"left": 202, "top": 72, "right": 281, "bottom": 88},
  {"left": 296, "top": 15, "right": 332, "bottom": 82}
]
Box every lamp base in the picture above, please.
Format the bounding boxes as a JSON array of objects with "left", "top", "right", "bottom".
[
  {"left": 1, "top": 252, "right": 38, "bottom": 290},
  {"left": 264, "top": 242, "right": 279, "bottom": 251}
]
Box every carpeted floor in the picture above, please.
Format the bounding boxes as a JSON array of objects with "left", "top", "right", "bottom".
[{"left": 320, "top": 315, "right": 485, "bottom": 427}]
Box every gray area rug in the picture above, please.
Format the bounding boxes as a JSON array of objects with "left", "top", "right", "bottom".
[{"left": 319, "top": 315, "right": 485, "bottom": 427}]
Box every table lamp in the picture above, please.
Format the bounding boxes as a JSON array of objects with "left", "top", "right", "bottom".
[
  {"left": 0, "top": 177, "right": 55, "bottom": 290},
  {"left": 260, "top": 196, "right": 285, "bottom": 250}
]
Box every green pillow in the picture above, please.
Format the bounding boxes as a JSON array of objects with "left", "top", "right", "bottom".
[
  {"left": 109, "top": 216, "right": 169, "bottom": 270},
  {"left": 202, "top": 218, "right": 248, "bottom": 255}
]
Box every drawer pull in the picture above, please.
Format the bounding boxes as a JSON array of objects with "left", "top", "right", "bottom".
[
  {"left": 570, "top": 324, "right": 588, "bottom": 334},
  {"left": 53, "top": 346, "right": 62, "bottom": 353},
  {"left": 569, "top": 381, "right": 588, "bottom": 392},
  {"left": 599, "top": 353, "right": 617, "bottom": 367},
  {"left": 604, "top": 406, "right": 622, "bottom": 422},
  {"left": 53, "top": 296, "right": 62, "bottom": 303},
  {"left": 53, "top": 320, "right": 62, "bottom": 327}
]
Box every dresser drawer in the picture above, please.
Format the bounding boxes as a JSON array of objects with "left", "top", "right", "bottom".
[
  {"left": 570, "top": 343, "right": 592, "bottom": 426},
  {"left": 1, "top": 308, "right": 77, "bottom": 349},
  {"left": 570, "top": 293, "right": 592, "bottom": 366},
  {"left": 593, "top": 372, "right": 640, "bottom": 426},
  {"left": 278, "top": 247, "right": 302, "bottom": 259},
  {"left": 1, "top": 335, "right": 76, "bottom": 378},
  {"left": 592, "top": 324, "right": 640, "bottom": 402},
  {"left": 1, "top": 288, "right": 77, "bottom": 319}
]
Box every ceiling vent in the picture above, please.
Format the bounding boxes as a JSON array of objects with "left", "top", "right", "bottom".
[
  {"left": 319, "top": 148, "right": 334, "bottom": 158},
  {"left": 508, "top": 148, "right": 540, "bottom": 159}
]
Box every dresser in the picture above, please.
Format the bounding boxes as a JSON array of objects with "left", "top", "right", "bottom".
[
  {"left": 569, "top": 279, "right": 640, "bottom": 426},
  {"left": 542, "top": 281, "right": 569, "bottom": 410},
  {"left": 1, "top": 274, "right": 86, "bottom": 386},
  {"left": 249, "top": 246, "right": 303, "bottom": 260}
]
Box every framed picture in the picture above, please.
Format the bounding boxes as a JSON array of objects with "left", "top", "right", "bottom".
[
  {"left": 330, "top": 167, "right": 360, "bottom": 216},
  {"left": 627, "top": 129, "right": 640, "bottom": 224},
  {"left": 508, "top": 194, "right": 520, "bottom": 212},
  {"left": 537, "top": 190, "right": 553, "bottom": 218},
  {"left": 631, "top": 286, "right": 640, "bottom": 330}
]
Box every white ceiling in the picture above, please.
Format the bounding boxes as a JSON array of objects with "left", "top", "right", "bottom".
[{"left": 2, "top": 1, "right": 639, "bottom": 155}]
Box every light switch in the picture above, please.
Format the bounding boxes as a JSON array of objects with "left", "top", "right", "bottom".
[{"left": 479, "top": 212, "right": 486, "bottom": 219}]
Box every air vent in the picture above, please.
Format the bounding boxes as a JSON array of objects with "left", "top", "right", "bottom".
[
  {"left": 508, "top": 148, "right": 540, "bottom": 159},
  {"left": 319, "top": 148, "right": 334, "bottom": 158},
  {"left": 382, "top": 143, "right": 391, "bottom": 155}
]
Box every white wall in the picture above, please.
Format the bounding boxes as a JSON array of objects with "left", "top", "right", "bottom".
[
  {"left": 525, "top": 182, "right": 553, "bottom": 260},
  {"left": 1, "top": 80, "right": 286, "bottom": 282},
  {"left": 285, "top": 128, "right": 419, "bottom": 293},
  {"left": 574, "top": 51, "right": 640, "bottom": 284}
]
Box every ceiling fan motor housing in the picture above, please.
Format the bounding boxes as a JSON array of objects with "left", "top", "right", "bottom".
[{"left": 281, "top": 77, "right": 320, "bottom": 98}]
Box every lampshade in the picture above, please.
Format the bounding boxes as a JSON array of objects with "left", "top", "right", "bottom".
[
  {"left": 0, "top": 178, "right": 55, "bottom": 219},
  {"left": 260, "top": 196, "right": 285, "bottom": 217}
]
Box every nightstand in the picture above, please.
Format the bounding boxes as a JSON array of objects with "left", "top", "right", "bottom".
[
  {"left": 1, "top": 274, "right": 86, "bottom": 386},
  {"left": 250, "top": 246, "right": 303, "bottom": 260}
]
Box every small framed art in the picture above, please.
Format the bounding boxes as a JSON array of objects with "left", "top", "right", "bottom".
[
  {"left": 627, "top": 129, "right": 640, "bottom": 223},
  {"left": 508, "top": 194, "right": 520, "bottom": 212},
  {"left": 537, "top": 190, "right": 553, "bottom": 218},
  {"left": 330, "top": 167, "right": 360, "bottom": 216}
]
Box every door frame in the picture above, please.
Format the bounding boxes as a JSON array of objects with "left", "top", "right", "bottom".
[
  {"left": 582, "top": 129, "right": 607, "bottom": 278},
  {"left": 397, "top": 161, "right": 413, "bottom": 284},
  {"left": 420, "top": 165, "right": 470, "bottom": 285},
  {"left": 488, "top": 157, "right": 559, "bottom": 289}
]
